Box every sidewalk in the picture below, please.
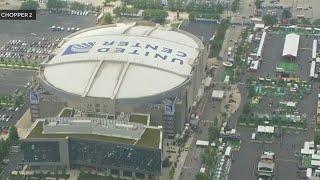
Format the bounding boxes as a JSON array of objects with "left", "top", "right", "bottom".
[
  {"left": 68, "top": 170, "right": 80, "bottom": 180},
  {"left": 173, "top": 135, "right": 194, "bottom": 180}
]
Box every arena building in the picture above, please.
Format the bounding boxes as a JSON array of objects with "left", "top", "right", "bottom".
[
  {"left": 38, "top": 22, "right": 207, "bottom": 137},
  {"left": 22, "top": 117, "right": 162, "bottom": 179}
]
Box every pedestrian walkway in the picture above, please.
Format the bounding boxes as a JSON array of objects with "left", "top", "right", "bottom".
[
  {"left": 173, "top": 135, "right": 194, "bottom": 180},
  {"left": 68, "top": 170, "right": 80, "bottom": 180}
]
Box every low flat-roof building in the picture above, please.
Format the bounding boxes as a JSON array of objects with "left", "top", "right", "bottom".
[
  {"left": 211, "top": 90, "right": 224, "bottom": 100},
  {"left": 22, "top": 118, "right": 162, "bottom": 179}
]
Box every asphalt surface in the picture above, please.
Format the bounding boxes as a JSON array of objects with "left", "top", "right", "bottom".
[
  {"left": 0, "top": 12, "right": 96, "bottom": 47},
  {"left": 0, "top": 69, "right": 35, "bottom": 95},
  {"left": 0, "top": 13, "right": 96, "bottom": 179},
  {"left": 1, "top": 152, "right": 24, "bottom": 179},
  {"left": 228, "top": 33, "right": 319, "bottom": 180},
  {"left": 179, "top": 87, "right": 222, "bottom": 180},
  {"left": 179, "top": 21, "right": 217, "bottom": 44},
  {"left": 229, "top": 127, "right": 310, "bottom": 180}
]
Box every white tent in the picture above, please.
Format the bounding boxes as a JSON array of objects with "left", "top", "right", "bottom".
[
  {"left": 310, "top": 61, "right": 316, "bottom": 78},
  {"left": 211, "top": 90, "right": 224, "bottom": 99},
  {"left": 255, "top": 23, "right": 265, "bottom": 29},
  {"left": 257, "top": 32, "right": 266, "bottom": 57},
  {"left": 204, "top": 77, "right": 212, "bottom": 87},
  {"left": 196, "top": 140, "right": 209, "bottom": 146},
  {"left": 312, "top": 40, "right": 317, "bottom": 59},
  {"left": 257, "top": 125, "right": 274, "bottom": 134},
  {"left": 282, "top": 33, "right": 300, "bottom": 58}
]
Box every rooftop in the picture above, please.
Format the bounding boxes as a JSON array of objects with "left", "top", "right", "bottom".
[
  {"left": 129, "top": 114, "right": 149, "bottom": 125},
  {"left": 282, "top": 33, "right": 300, "bottom": 58},
  {"left": 26, "top": 120, "right": 161, "bottom": 149},
  {"left": 40, "top": 23, "right": 203, "bottom": 100}
]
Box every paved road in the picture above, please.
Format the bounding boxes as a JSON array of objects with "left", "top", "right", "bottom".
[
  {"left": 1, "top": 152, "right": 23, "bottom": 179},
  {"left": 0, "top": 69, "right": 35, "bottom": 95},
  {"left": 0, "top": 13, "right": 96, "bottom": 47}
]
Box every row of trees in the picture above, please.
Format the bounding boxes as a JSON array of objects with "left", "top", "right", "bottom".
[
  {"left": 100, "top": 13, "right": 113, "bottom": 25},
  {"left": 0, "top": 127, "right": 19, "bottom": 162},
  {"left": 187, "top": 3, "right": 223, "bottom": 21},
  {"left": 20, "top": 0, "right": 39, "bottom": 10},
  {"left": 255, "top": 0, "right": 262, "bottom": 9},
  {"left": 195, "top": 125, "right": 220, "bottom": 180},
  {"left": 124, "top": 0, "right": 163, "bottom": 10},
  {"left": 231, "top": 0, "right": 240, "bottom": 13},
  {"left": 69, "top": 2, "right": 87, "bottom": 11},
  {"left": 209, "top": 19, "right": 229, "bottom": 58},
  {"left": 142, "top": 9, "right": 168, "bottom": 23},
  {"left": 46, "top": 0, "right": 67, "bottom": 10},
  {"left": 113, "top": 6, "right": 139, "bottom": 17},
  {"left": 20, "top": 0, "right": 93, "bottom": 11}
]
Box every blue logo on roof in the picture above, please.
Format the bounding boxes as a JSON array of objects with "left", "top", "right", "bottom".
[{"left": 62, "top": 42, "right": 95, "bottom": 55}]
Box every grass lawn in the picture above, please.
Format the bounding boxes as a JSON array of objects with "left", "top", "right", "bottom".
[
  {"left": 129, "top": 114, "right": 148, "bottom": 125},
  {"left": 227, "top": 140, "right": 241, "bottom": 150},
  {"left": 220, "top": 67, "right": 233, "bottom": 81},
  {"left": 276, "top": 62, "right": 298, "bottom": 72},
  {"left": 302, "top": 155, "right": 312, "bottom": 168},
  {"left": 27, "top": 121, "right": 160, "bottom": 149},
  {"left": 59, "top": 108, "right": 74, "bottom": 117},
  {"left": 27, "top": 122, "right": 136, "bottom": 145},
  {"left": 135, "top": 128, "right": 160, "bottom": 149}
]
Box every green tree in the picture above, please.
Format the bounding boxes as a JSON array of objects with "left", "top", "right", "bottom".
[
  {"left": 248, "top": 85, "right": 255, "bottom": 97},
  {"left": 195, "top": 172, "right": 209, "bottom": 180},
  {"left": 262, "top": 15, "right": 277, "bottom": 26},
  {"left": 243, "top": 103, "right": 251, "bottom": 115},
  {"left": 168, "top": 0, "right": 183, "bottom": 11},
  {"left": 20, "top": 0, "right": 39, "bottom": 10},
  {"left": 301, "top": 18, "right": 311, "bottom": 25},
  {"left": 255, "top": 0, "right": 262, "bottom": 9},
  {"left": 313, "top": 19, "right": 320, "bottom": 25},
  {"left": 208, "top": 126, "right": 219, "bottom": 144},
  {"left": 69, "top": 2, "right": 86, "bottom": 11},
  {"left": 315, "top": 134, "right": 320, "bottom": 145},
  {"left": 282, "top": 9, "right": 292, "bottom": 19},
  {"left": 142, "top": 9, "right": 168, "bottom": 23},
  {"left": 231, "top": 0, "right": 240, "bottom": 13},
  {"left": 209, "top": 19, "right": 229, "bottom": 57},
  {"left": 113, "top": 6, "right": 122, "bottom": 17},
  {"left": 189, "top": 11, "right": 197, "bottom": 21},
  {"left": 129, "top": 0, "right": 162, "bottom": 9},
  {"left": 216, "top": 3, "right": 224, "bottom": 14},
  {"left": 9, "top": 126, "right": 19, "bottom": 144},
  {"left": 46, "top": 0, "right": 67, "bottom": 10},
  {"left": 289, "top": 18, "right": 298, "bottom": 25},
  {"left": 100, "top": 13, "right": 113, "bottom": 25},
  {"left": 103, "top": 0, "right": 111, "bottom": 6},
  {"left": 162, "top": 157, "right": 171, "bottom": 167}
]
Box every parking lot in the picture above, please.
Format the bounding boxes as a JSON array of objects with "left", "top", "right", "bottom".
[
  {"left": 179, "top": 21, "right": 217, "bottom": 44},
  {"left": 0, "top": 69, "right": 35, "bottom": 96},
  {"left": 247, "top": 32, "right": 318, "bottom": 123},
  {"left": 229, "top": 127, "right": 311, "bottom": 180},
  {"left": 0, "top": 12, "right": 96, "bottom": 47},
  {"left": 0, "top": 13, "right": 96, "bottom": 126},
  {"left": 247, "top": 33, "right": 314, "bottom": 81},
  {"left": 0, "top": 13, "right": 96, "bottom": 66},
  {"left": 227, "top": 30, "right": 320, "bottom": 179}
]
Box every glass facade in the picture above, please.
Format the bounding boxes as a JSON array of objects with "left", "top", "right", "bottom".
[
  {"left": 69, "top": 138, "right": 162, "bottom": 174},
  {"left": 22, "top": 141, "right": 60, "bottom": 163}
]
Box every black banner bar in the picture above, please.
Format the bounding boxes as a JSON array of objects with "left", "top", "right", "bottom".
[{"left": 0, "top": 10, "right": 36, "bottom": 20}]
